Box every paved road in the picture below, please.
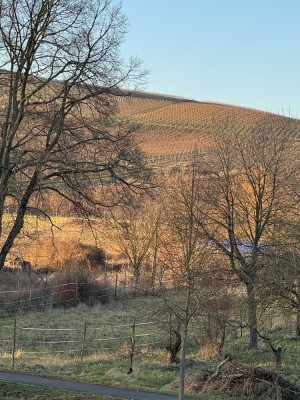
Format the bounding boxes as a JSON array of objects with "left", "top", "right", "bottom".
[{"left": 0, "top": 371, "right": 188, "bottom": 400}]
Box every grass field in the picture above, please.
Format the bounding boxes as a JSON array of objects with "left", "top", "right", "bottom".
[
  {"left": 0, "top": 380, "right": 242, "bottom": 400},
  {"left": 0, "top": 380, "right": 119, "bottom": 400},
  {"left": 3, "top": 214, "right": 105, "bottom": 268},
  {"left": 0, "top": 296, "right": 299, "bottom": 400}
]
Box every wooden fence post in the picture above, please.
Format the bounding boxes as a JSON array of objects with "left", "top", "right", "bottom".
[
  {"left": 128, "top": 317, "right": 136, "bottom": 374},
  {"left": 169, "top": 310, "right": 172, "bottom": 347},
  {"left": 114, "top": 272, "right": 118, "bottom": 301},
  {"left": 75, "top": 278, "right": 79, "bottom": 305},
  {"left": 29, "top": 289, "right": 32, "bottom": 313},
  {"left": 80, "top": 322, "right": 87, "bottom": 363},
  {"left": 12, "top": 319, "right": 17, "bottom": 367}
]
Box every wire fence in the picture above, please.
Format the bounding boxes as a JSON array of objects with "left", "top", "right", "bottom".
[
  {"left": 0, "top": 280, "right": 116, "bottom": 316},
  {"left": 0, "top": 275, "right": 176, "bottom": 317},
  {"left": 0, "top": 317, "right": 166, "bottom": 368}
]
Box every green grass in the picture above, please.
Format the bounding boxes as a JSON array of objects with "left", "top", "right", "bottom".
[
  {"left": 0, "top": 297, "right": 299, "bottom": 400},
  {"left": 0, "top": 380, "right": 119, "bottom": 400},
  {"left": 227, "top": 326, "right": 300, "bottom": 384},
  {"left": 0, "top": 380, "right": 245, "bottom": 400}
]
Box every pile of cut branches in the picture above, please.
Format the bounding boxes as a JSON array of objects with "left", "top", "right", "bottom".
[{"left": 192, "top": 361, "right": 300, "bottom": 400}]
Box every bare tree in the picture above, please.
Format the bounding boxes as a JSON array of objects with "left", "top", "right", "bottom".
[
  {"left": 0, "top": 0, "right": 149, "bottom": 268},
  {"left": 197, "top": 116, "right": 299, "bottom": 349},
  {"left": 159, "top": 168, "right": 214, "bottom": 400},
  {"left": 103, "top": 197, "right": 158, "bottom": 286}
]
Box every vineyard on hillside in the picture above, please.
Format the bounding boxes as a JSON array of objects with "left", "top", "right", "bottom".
[{"left": 117, "top": 92, "right": 300, "bottom": 166}]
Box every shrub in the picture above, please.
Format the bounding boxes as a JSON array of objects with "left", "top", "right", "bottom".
[
  {"left": 36, "top": 239, "right": 107, "bottom": 272},
  {"left": 0, "top": 266, "right": 113, "bottom": 315},
  {"left": 51, "top": 268, "right": 113, "bottom": 308}
]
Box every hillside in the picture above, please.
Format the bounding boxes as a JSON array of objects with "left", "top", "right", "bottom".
[{"left": 116, "top": 91, "right": 300, "bottom": 166}]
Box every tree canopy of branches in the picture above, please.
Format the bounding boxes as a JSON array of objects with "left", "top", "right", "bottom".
[
  {"left": 103, "top": 197, "right": 160, "bottom": 286},
  {"left": 197, "top": 117, "right": 299, "bottom": 349},
  {"left": 263, "top": 243, "right": 300, "bottom": 336},
  {"left": 0, "top": 0, "right": 149, "bottom": 268}
]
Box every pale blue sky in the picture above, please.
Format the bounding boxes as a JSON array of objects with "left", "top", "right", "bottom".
[{"left": 121, "top": 0, "right": 300, "bottom": 118}]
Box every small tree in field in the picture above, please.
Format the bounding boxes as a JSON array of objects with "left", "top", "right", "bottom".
[
  {"left": 0, "top": 0, "right": 148, "bottom": 268},
  {"left": 103, "top": 197, "right": 159, "bottom": 286},
  {"left": 160, "top": 168, "right": 215, "bottom": 400}
]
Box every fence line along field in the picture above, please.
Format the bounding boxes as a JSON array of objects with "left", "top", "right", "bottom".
[
  {"left": 0, "top": 297, "right": 182, "bottom": 394},
  {"left": 1, "top": 314, "right": 164, "bottom": 368},
  {"left": 0, "top": 295, "right": 299, "bottom": 399}
]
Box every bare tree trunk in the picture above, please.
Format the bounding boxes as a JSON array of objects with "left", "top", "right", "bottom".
[
  {"left": 274, "top": 346, "right": 282, "bottom": 370},
  {"left": 0, "top": 211, "right": 25, "bottom": 268},
  {"left": 0, "top": 172, "right": 38, "bottom": 268},
  {"left": 151, "top": 242, "right": 158, "bottom": 291},
  {"left": 255, "top": 329, "right": 282, "bottom": 370},
  {"left": 178, "top": 322, "right": 188, "bottom": 400},
  {"left": 218, "top": 327, "right": 226, "bottom": 357},
  {"left": 134, "top": 266, "right": 140, "bottom": 288},
  {"left": 246, "top": 283, "right": 258, "bottom": 349},
  {"left": 296, "top": 309, "right": 300, "bottom": 337},
  {"left": 166, "top": 326, "right": 181, "bottom": 364}
]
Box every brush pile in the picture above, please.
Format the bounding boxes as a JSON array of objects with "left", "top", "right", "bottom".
[{"left": 192, "top": 361, "right": 300, "bottom": 400}]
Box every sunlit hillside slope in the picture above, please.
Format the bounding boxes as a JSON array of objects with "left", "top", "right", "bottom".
[{"left": 116, "top": 91, "right": 300, "bottom": 166}]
